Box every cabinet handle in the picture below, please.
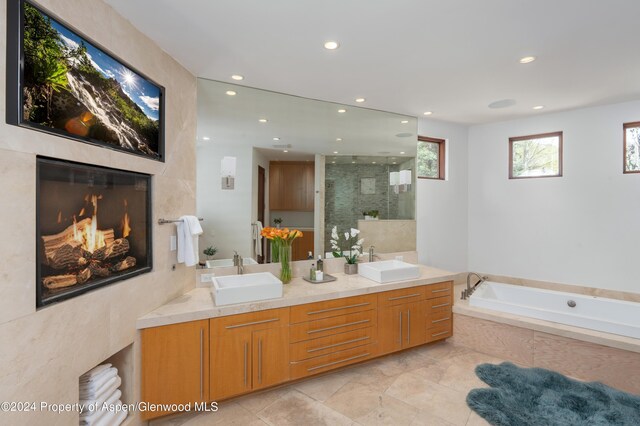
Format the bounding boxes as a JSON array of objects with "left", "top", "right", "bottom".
[
  {"left": 407, "top": 310, "right": 411, "bottom": 343},
  {"left": 199, "top": 328, "right": 204, "bottom": 400},
  {"left": 258, "top": 338, "right": 263, "bottom": 385},
  {"left": 431, "top": 317, "right": 451, "bottom": 324},
  {"left": 225, "top": 318, "right": 279, "bottom": 329},
  {"left": 307, "top": 336, "right": 370, "bottom": 353},
  {"left": 432, "top": 330, "right": 450, "bottom": 337},
  {"left": 307, "top": 302, "right": 370, "bottom": 315},
  {"left": 398, "top": 311, "right": 402, "bottom": 344},
  {"left": 432, "top": 302, "right": 450, "bottom": 309},
  {"left": 431, "top": 288, "right": 449, "bottom": 293},
  {"left": 388, "top": 293, "right": 421, "bottom": 301},
  {"left": 307, "top": 352, "right": 370, "bottom": 372},
  {"left": 243, "top": 342, "right": 248, "bottom": 387},
  {"left": 307, "top": 319, "right": 370, "bottom": 334}
]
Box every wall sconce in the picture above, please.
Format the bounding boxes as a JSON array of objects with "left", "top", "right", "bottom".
[
  {"left": 221, "top": 156, "right": 236, "bottom": 190},
  {"left": 389, "top": 171, "right": 400, "bottom": 194}
]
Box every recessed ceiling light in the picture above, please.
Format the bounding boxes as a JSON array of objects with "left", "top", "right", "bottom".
[
  {"left": 273, "top": 137, "right": 280, "bottom": 141},
  {"left": 392, "top": 162, "right": 397, "bottom": 164},
  {"left": 400, "top": 151, "right": 405, "bottom": 154},
  {"left": 352, "top": 161, "right": 356, "bottom": 164},
  {"left": 423, "top": 111, "right": 433, "bottom": 116},
  {"left": 355, "top": 98, "right": 365, "bottom": 103},
  {"left": 226, "top": 90, "right": 236, "bottom": 96},
  {"left": 336, "top": 138, "right": 342, "bottom": 141},
  {"left": 533, "top": 105, "right": 545, "bottom": 110},
  {"left": 372, "top": 161, "right": 377, "bottom": 164},
  {"left": 258, "top": 118, "right": 268, "bottom": 123},
  {"left": 331, "top": 161, "right": 336, "bottom": 164},
  {"left": 231, "top": 75, "right": 244, "bottom": 81},
  {"left": 519, "top": 56, "right": 536, "bottom": 64},
  {"left": 283, "top": 150, "right": 288, "bottom": 153},
  {"left": 401, "top": 120, "right": 409, "bottom": 124},
  {"left": 202, "top": 136, "right": 210, "bottom": 141},
  {"left": 324, "top": 41, "right": 339, "bottom": 50},
  {"left": 333, "top": 151, "right": 338, "bottom": 154},
  {"left": 338, "top": 109, "right": 347, "bottom": 113}
]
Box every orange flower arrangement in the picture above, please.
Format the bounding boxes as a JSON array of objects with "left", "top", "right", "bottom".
[
  {"left": 261, "top": 227, "right": 302, "bottom": 284},
  {"left": 260, "top": 227, "right": 303, "bottom": 245}
]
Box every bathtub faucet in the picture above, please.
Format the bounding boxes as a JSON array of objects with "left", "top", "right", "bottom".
[{"left": 462, "top": 272, "right": 487, "bottom": 300}]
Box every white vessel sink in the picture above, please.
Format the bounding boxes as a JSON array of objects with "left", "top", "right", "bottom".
[
  {"left": 206, "top": 257, "right": 258, "bottom": 268},
  {"left": 358, "top": 260, "right": 420, "bottom": 283},
  {"left": 211, "top": 272, "right": 283, "bottom": 306}
]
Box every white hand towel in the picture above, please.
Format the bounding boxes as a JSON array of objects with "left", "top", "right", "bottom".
[
  {"left": 80, "top": 389, "right": 121, "bottom": 422},
  {"left": 80, "top": 367, "right": 113, "bottom": 386},
  {"left": 80, "top": 368, "right": 117, "bottom": 393},
  {"left": 87, "top": 376, "right": 121, "bottom": 404},
  {"left": 253, "top": 221, "right": 264, "bottom": 256},
  {"left": 177, "top": 215, "right": 203, "bottom": 267},
  {"left": 80, "top": 364, "right": 112, "bottom": 382}
]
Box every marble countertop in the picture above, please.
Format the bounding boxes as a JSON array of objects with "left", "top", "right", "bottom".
[{"left": 137, "top": 265, "right": 456, "bottom": 329}]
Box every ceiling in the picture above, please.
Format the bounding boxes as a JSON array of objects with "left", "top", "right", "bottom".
[{"left": 105, "top": 0, "right": 640, "bottom": 124}]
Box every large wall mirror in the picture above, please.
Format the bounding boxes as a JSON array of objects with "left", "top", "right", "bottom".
[{"left": 196, "top": 79, "right": 418, "bottom": 267}]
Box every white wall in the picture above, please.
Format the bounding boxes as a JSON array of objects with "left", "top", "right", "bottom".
[
  {"left": 468, "top": 100, "right": 640, "bottom": 294},
  {"left": 196, "top": 140, "right": 253, "bottom": 259},
  {"left": 416, "top": 119, "right": 469, "bottom": 272}
]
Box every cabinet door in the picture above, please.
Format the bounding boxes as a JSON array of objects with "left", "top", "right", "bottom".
[
  {"left": 405, "top": 301, "right": 427, "bottom": 349},
  {"left": 141, "top": 320, "right": 209, "bottom": 420},
  {"left": 377, "top": 304, "right": 404, "bottom": 355},
  {"left": 252, "top": 328, "right": 290, "bottom": 391},
  {"left": 303, "top": 163, "right": 315, "bottom": 211},
  {"left": 269, "top": 164, "right": 283, "bottom": 210},
  {"left": 210, "top": 329, "right": 252, "bottom": 400}
]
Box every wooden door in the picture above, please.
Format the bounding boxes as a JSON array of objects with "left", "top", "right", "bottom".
[
  {"left": 304, "top": 162, "right": 315, "bottom": 211},
  {"left": 252, "top": 327, "right": 290, "bottom": 391},
  {"left": 377, "top": 304, "right": 404, "bottom": 355},
  {"left": 268, "top": 163, "right": 283, "bottom": 210},
  {"left": 405, "top": 301, "right": 427, "bottom": 348},
  {"left": 210, "top": 329, "right": 252, "bottom": 400},
  {"left": 141, "top": 320, "right": 209, "bottom": 420}
]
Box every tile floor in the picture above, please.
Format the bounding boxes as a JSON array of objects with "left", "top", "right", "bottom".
[{"left": 150, "top": 341, "right": 500, "bottom": 426}]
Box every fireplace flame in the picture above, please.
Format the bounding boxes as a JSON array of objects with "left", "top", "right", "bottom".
[
  {"left": 71, "top": 195, "right": 108, "bottom": 253},
  {"left": 57, "top": 211, "right": 62, "bottom": 224}
]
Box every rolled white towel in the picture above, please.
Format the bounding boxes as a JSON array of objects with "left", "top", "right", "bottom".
[
  {"left": 80, "top": 368, "right": 117, "bottom": 394},
  {"left": 94, "top": 401, "right": 126, "bottom": 426},
  {"left": 80, "top": 364, "right": 112, "bottom": 383},
  {"left": 81, "top": 376, "right": 121, "bottom": 404},
  {"left": 80, "top": 389, "right": 121, "bottom": 420}
]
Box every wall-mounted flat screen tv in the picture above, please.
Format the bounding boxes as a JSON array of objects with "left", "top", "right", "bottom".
[{"left": 6, "top": 0, "right": 165, "bottom": 161}]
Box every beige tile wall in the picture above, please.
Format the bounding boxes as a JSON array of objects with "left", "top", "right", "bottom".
[{"left": 0, "top": 0, "right": 196, "bottom": 423}]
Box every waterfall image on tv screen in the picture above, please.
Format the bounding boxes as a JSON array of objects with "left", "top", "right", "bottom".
[{"left": 20, "top": 2, "right": 163, "bottom": 160}]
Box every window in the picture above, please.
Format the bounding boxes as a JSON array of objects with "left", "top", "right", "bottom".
[
  {"left": 509, "top": 131, "right": 562, "bottom": 179},
  {"left": 417, "top": 136, "right": 445, "bottom": 179},
  {"left": 624, "top": 121, "right": 640, "bottom": 173}
]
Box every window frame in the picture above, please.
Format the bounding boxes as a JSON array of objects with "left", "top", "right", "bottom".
[
  {"left": 623, "top": 121, "right": 640, "bottom": 174},
  {"left": 417, "top": 136, "right": 446, "bottom": 180},
  {"left": 508, "top": 131, "right": 563, "bottom": 179}
]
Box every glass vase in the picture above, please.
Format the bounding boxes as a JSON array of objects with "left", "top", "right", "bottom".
[
  {"left": 271, "top": 239, "right": 280, "bottom": 263},
  {"left": 279, "top": 244, "right": 292, "bottom": 284}
]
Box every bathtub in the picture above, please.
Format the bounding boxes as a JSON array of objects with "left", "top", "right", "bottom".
[{"left": 469, "top": 281, "right": 640, "bottom": 339}]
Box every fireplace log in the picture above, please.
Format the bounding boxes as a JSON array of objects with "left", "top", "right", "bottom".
[
  {"left": 76, "top": 267, "right": 92, "bottom": 284},
  {"left": 92, "top": 238, "right": 130, "bottom": 261},
  {"left": 112, "top": 256, "right": 136, "bottom": 272},
  {"left": 46, "top": 240, "right": 85, "bottom": 270},
  {"left": 42, "top": 274, "right": 77, "bottom": 289},
  {"left": 89, "top": 261, "right": 111, "bottom": 277},
  {"left": 41, "top": 218, "right": 114, "bottom": 253}
]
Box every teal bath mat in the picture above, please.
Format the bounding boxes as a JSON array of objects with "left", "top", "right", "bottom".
[{"left": 467, "top": 362, "right": 640, "bottom": 426}]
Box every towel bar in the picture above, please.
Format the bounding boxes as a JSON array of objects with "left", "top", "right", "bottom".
[{"left": 157, "top": 217, "right": 204, "bottom": 225}]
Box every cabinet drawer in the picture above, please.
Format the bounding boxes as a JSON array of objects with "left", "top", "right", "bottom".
[
  {"left": 290, "top": 294, "right": 376, "bottom": 324},
  {"left": 377, "top": 286, "right": 426, "bottom": 308},
  {"left": 425, "top": 281, "right": 453, "bottom": 299},
  {"left": 426, "top": 295, "right": 452, "bottom": 314},
  {"left": 426, "top": 321, "right": 452, "bottom": 342},
  {"left": 290, "top": 344, "right": 375, "bottom": 379},
  {"left": 211, "top": 308, "right": 289, "bottom": 335},
  {"left": 427, "top": 309, "right": 452, "bottom": 329},
  {"left": 290, "top": 310, "right": 376, "bottom": 343},
  {"left": 290, "top": 327, "right": 376, "bottom": 361}
]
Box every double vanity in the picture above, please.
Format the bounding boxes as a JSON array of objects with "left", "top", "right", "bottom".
[{"left": 138, "top": 258, "right": 456, "bottom": 420}]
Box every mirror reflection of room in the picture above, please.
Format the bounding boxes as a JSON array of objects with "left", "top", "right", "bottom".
[{"left": 196, "top": 79, "right": 417, "bottom": 268}]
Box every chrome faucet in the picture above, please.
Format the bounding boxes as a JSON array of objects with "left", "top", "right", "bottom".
[
  {"left": 368, "top": 245, "right": 379, "bottom": 262},
  {"left": 233, "top": 251, "right": 244, "bottom": 275},
  {"left": 462, "top": 272, "right": 487, "bottom": 300}
]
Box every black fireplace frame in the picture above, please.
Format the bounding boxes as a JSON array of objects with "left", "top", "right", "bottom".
[{"left": 36, "top": 156, "right": 153, "bottom": 307}]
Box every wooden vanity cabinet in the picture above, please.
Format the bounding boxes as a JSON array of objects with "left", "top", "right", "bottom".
[
  {"left": 209, "top": 308, "right": 290, "bottom": 400},
  {"left": 425, "top": 281, "right": 453, "bottom": 342},
  {"left": 377, "top": 287, "right": 428, "bottom": 355},
  {"left": 141, "top": 320, "right": 209, "bottom": 420},
  {"left": 269, "top": 161, "right": 314, "bottom": 211}
]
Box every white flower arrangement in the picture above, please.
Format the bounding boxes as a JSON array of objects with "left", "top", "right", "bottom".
[{"left": 330, "top": 226, "right": 364, "bottom": 264}]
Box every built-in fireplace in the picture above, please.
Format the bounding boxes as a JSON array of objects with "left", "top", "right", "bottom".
[{"left": 37, "top": 157, "right": 152, "bottom": 307}]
